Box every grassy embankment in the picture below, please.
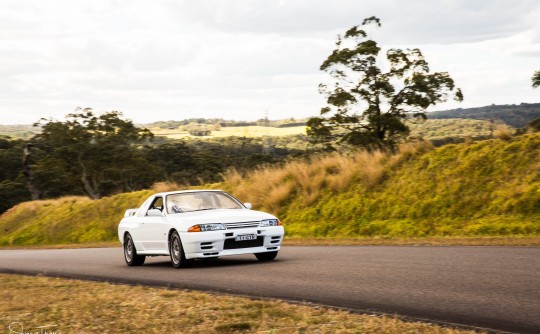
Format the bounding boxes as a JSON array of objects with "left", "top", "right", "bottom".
[
  {"left": 220, "top": 134, "right": 539, "bottom": 243},
  {"left": 0, "top": 274, "right": 479, "bottom": 333},
  {"left": 1, "top": 133, "right": 539, "bottom": 247}
]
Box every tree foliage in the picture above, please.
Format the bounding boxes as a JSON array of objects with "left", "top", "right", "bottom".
[
  {"left": 0, "top": 113, "right": 308, "bottom": 214},
  {"left": 33, "top": 108, "right": 154, "bottom": 199},
  {"left": 0, "top": 137, "right": 30, "bottom": 213},
  {"left": 308, "top": 17, "right": 463, "bottom": 151},
  {"left": 528, "top": 117, "right": 540, "bottom": 132},
  {"left": 533, "top": 70, "right": 540, "bottom": 88}
]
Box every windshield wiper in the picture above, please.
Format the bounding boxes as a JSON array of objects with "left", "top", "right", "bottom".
[{"left": 190, "top": 208, "right": 216, "bottom": 212}]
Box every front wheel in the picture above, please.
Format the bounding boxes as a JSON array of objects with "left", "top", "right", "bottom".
[
  {"left": 255, "top": 251, "right": 278, "bottom": 261},
  {"left": 169, "top": 231, "right": 195, "bottom": 268},
  {"left": 124, "top": 233, "right": 145, "bottom": 266}
]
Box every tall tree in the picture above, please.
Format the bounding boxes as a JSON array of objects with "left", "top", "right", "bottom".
[
  {"left": 34, "top": 108, "right": 153, "bottom": 199},
  {"left": 533, "top": 70, "right": 540, "bottom": 88},
  {"left": 308, "top": 16, "right": 463, "bottom": 151},
  {"left": 22, "top": 143, "right": 39, "bottom": 200},
  {"left": 0, "top": 137, "right": 31, "bottom": 212}
]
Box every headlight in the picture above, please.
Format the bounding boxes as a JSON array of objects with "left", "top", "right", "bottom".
[
  {"left": 187, "top": 223, "right": 226, "bottom": 232},
  {"left": 260, "top": 219, "right": 282, "bottom": 227}
]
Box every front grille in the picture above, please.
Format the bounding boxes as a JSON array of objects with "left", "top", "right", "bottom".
[
  {"left": 224, "top": 236, "right": 264, "bottom": 249},
  {"left": 223, "top": 221, "right": 260, "bottom": 229}
]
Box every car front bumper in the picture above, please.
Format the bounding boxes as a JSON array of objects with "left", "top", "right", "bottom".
[{"left": 180, "top": 226, "right": 284, "bottom": 259}]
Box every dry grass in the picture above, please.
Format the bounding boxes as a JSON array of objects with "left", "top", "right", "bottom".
[
  {"left": 0, "top": 274, "right": 480, "bottom": 334},
  {"left": 221, "top": 141, "right": 430, "bottom": 216},
  {"left": 152, "top": 181, "right": 186, "bottom": 193},
  {"left": 493, "top": 124, "right": 514, "bottom": 140},
  {"left": 222, "top": 150, "right": 387, "bottom": 213}
]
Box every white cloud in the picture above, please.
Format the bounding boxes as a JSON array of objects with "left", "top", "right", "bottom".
[{"left": 0, "top": 0, "right": 539, "bottom": 124}]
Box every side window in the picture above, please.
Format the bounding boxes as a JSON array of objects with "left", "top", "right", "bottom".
[
  {"left": 152, "top": 197, "right": 163, "bottom": 211},
  {"left": 147, "top": 197, "right": 163, "bottom": 215}
]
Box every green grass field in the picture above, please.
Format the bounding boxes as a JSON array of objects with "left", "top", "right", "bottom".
[
  {"left": 152, "top": 125, "right": 307, "bottom": 138},
  {"left": 150, "top": 119, "right": 501, "bottom": 141},
  {"left": 1, "top": 118, "right": 504, "bottom": 143}
]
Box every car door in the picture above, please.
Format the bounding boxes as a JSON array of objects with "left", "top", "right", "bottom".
[{"left": 139, "top": 196, "right": 169, "bottom": 251}]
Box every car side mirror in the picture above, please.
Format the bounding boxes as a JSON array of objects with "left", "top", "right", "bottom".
[
  {"left": 124, "top": 209, "right": 138, "bottom": 218},
  {"left": 244, "top": 203, "right": 252, "bottom": 210},
  {"left": 147, "top": 209, "right": 163, "bottom": 217}
]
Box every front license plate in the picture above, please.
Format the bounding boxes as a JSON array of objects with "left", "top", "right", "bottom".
[{"left": 235, "top": 234, "right": 257, "bottom": 241}]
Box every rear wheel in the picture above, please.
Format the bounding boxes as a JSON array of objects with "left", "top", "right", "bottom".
[
  {"left": 255, "top": 251, "right": 278, "bottom": 261},
  {"left": 124, "top": 233, "right": 145, "bottom": 266},
  {"left": 169, "top": 231, "right": 194, "bottom": 268}
]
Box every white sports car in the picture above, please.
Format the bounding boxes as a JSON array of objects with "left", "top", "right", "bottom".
[{"left": 118, "top": 190, "right": 284, "bottom": 268}]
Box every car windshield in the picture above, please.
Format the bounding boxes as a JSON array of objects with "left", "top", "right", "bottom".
[{"left": 166, "top": 191, "right": 244, "bottom": 214}]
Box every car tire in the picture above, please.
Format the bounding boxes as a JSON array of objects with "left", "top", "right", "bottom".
[
  {"left": 255, "top": 251, "right": 278, "bottom": 261},
  {"left": 169, "top": 231, "right": 194, "bottom": 268},
  {"left": 124, "top": 233, "right": 145, "bottom": 266}
]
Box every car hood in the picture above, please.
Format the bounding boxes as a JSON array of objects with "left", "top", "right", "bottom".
[{"left": 166, "top": 209, "right": 276, "bottom": 225}]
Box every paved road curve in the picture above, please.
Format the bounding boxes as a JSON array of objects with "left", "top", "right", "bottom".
[{"left": 1, "top": 246, "right": 539, "bottom": 333}]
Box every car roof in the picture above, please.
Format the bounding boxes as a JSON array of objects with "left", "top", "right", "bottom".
[{"left": 154, "top": 189, "right": 225, "bottom": 197}]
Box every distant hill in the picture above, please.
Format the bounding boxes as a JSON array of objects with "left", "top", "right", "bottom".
[
  {"left": 2, "top": 103, "right": 540, "bottom": 139},
  {"left": 0, "top": 125, "right": 40, "bottom": 139},
  {"left": 428, "top": 103, "right": 540, "bottom": 127}
]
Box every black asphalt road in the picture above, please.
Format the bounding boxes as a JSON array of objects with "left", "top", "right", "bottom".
[{"left": 1, "top": 246, "right": 539, "bottom": 333}]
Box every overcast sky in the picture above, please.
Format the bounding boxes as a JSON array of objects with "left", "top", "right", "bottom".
[{"left": 1, "top": 0, "right": 539, "bottom": 124}]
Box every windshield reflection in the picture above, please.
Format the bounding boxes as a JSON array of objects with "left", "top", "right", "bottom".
[{"left": 166, "top": 191, "right": 243, "bottom": 214}]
